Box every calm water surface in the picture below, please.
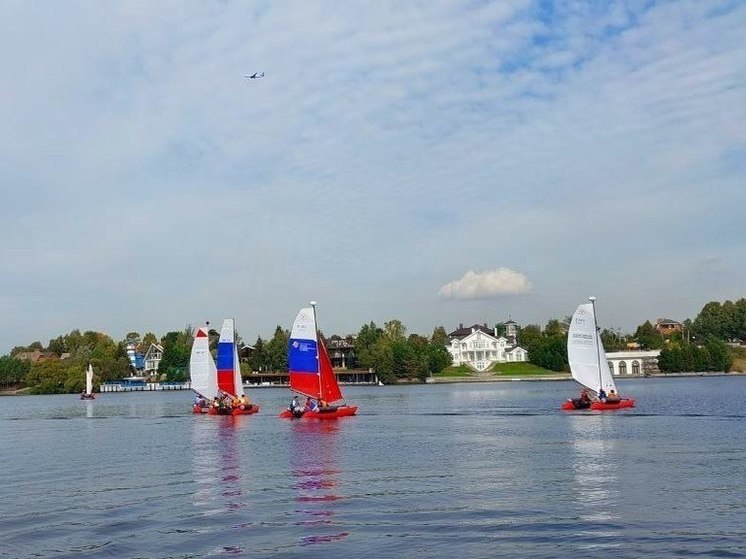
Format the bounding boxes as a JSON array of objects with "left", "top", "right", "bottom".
[{"left": 0, "top": 377, "right": 744, "bottom": 558}]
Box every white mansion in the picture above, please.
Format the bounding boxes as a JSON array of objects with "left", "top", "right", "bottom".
[{"left": 447, "top": 322, "right": 528, "bottom": 372}]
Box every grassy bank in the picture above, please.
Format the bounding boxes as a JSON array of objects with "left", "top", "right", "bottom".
[
  {"left": 435, "top": 362, "right": 564, "bottom": 379},
  {"left": 490, "top": 362, "right": 561, "bottom": 376}
]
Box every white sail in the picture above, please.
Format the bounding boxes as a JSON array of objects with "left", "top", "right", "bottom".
[
  {"left": 85, "top": 364, "right": 94, "bottom": 396},
  {"left": 190, "top": 326, "right": 219, "bottom": 399},
  {"left": 567, "top": 302, "right": 617, "bottom": 394}
]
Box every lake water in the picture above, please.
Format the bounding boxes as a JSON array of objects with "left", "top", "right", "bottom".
[{"left": 0, "top": 377, "right": 744, "bottom": 559}]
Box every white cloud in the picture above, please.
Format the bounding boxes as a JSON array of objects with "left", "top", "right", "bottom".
[{"left": 439, "top": 269, "right": 532, "bottom": 300}]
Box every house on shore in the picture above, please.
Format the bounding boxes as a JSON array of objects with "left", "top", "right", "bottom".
[{"left": 446, "top": 322, "right": 528, "bottom": 372}]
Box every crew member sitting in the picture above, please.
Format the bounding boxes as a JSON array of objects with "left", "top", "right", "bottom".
[
  {"left": 304, "top": 397, "right": 319, "bottom": 412},
  {"left": 598, "top": 388, "right": 607, "bottom": 402},
  {"left": 240, "top": 394, "right": 252, "bottom": 409},
  {"left": 605, "top": 389, "right": 621, "bottom": 403}
]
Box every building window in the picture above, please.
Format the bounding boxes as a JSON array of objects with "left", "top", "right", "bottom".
[
  {"left": 608, "top": 361, "right": 614, "bottom": 375},
  {"left": 619, "top": 361, "right": 627, "bottom": 375},
  {"left": 632, "top": 360, "right": 640, "bottom": 375}
]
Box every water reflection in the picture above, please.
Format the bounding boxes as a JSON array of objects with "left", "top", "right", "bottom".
[
  {"left": 290, "top": 421, "right": 350, "bottom": 546},
  {"left": 191, "top": 417, "right": 244, "bottom": 512},
  {"left": 569, "top": 415, "right": 621, "bottom": 549}
]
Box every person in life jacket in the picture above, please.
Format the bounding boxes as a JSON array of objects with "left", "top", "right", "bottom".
[
  {"left": 289, "top": 396, "right": 301, "bottom": 412},
  {"left": 605, "top": 389, "right": 621, "bottom": 403},
  {"left": 304, "top": 397, "right": 319, "bottom": 412}
]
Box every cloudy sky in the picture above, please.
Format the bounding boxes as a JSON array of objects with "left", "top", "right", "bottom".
[{"left": 1, "top": 0, "right": 744, "bottom": 352}]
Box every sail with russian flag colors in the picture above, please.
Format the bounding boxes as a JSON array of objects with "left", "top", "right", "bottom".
[
  {"left": 217, "top": 319, "right": 242, "bottom": 396},
  {"left": 190, "top": 326, "right": 219, "bottom": 399},
  {"left": 288, "top": 307, "right": 322, "bottom": 399}
]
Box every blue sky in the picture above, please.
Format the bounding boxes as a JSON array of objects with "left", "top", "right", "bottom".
[{"left": 1, "top": 0, "right": 744, "bottom": 352}]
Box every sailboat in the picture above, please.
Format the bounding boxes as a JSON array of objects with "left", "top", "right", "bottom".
[
  {"left": 215, "top": 318, "right": 259, "bottom": 416},
  {"left": 190, "top": 326, "right": 219, "bottom": 413},
  {"left": 80, "top": 363, "right": 95, "bottom": 400},
  {"left": 280, "top": 302, "right": 357, "bottom": 419},
  {"left": 562, "top": 297, "right": 635, "bottom": 410}
]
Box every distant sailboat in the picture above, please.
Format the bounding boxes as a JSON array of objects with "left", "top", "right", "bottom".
[
  {"left": 190, "top": 326, "right": 219, "bottom": 413},
  {"left": 280, "top": 302, "right": 357, "bottom": 419},
  {"left": 562, "top": 297, "right": 635, "bottom": 410},
  {"left": 80, "top": 363, "right": 95, "bottom": 400},
  {"left": 216, "top": 318, "right": 259, "bottom": 415}
]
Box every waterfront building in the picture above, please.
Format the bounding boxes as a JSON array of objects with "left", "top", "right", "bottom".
[
  {"left": 605, "top": 350, "right": 660, "bottom": 376},
  {"left": 143, "top": 343, "right": 163, "bottom": 377},
  {"left": 447, "top": 323, "right": 528, "bottom": 372},
  {"left": 326, "top": 335, "right": 356, "bottom": 369},
  {"left": 655, "top": 318, "right": 682, "bottom": 336}
]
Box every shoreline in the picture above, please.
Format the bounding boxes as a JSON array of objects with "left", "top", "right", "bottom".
[
  {"left": 426, "top": 370, "right": 746, "bottom": 384},
  {"left": 2, "top": 371, "right": 744, "bottom": 396}
]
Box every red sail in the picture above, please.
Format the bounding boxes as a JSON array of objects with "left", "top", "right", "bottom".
[{"left": 318, "top": 341, "right": 343, "bottom": 404}]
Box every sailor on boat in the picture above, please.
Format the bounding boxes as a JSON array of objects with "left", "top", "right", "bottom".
[
  {"left": 304, "top": 397, "right": 319, "bottom": 412},
  {"left": 605, "top": 389, "right": 621, "bottom": 403},
  {"left": 238, "top": 394, "right": 252, "bottom": 410},
  {"left": 288, "top": 395, "right": 304, "bottom": 417}
]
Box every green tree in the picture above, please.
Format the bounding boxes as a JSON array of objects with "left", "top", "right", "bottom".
[
  {"left": 0, "top": 356, "right": 30, "bottom": 388},
  {"left": 544, "top": 319, "right": 565, "bottom": 337},
  {"left": 25, "top": 360, "right": 69, "bottom": 394},
  {"left": 529, "top": 336, "right": 567, "bottom": 371},
  {"left": 430, "top": 326, "right": 448, "bottom": 347},
  {"left": 693, "top": 302, "right": 724, "bottom": 340},
  {"left": 47, "top": 335, "right": 67, "bottom": 356},
  {"left": 265, "top": 325, "right": 289, "bottom": 372},
  {"left": 634, "top": 321, "right": 664, "bottom": 350},
  {"left": 159, "top": 329, "right": 191, "bottom": 381},
  {"left": 518, "top": 324, "right": 543, "bottom": 353},
  {"left": 383, "top": 319, "right": 406, "bottom": 340},
  {"left": 355, "top": 322, "right": 383, "bottom": 370},
  {"left": 705, "top": 336, "right": 731, "bottom": 371}
]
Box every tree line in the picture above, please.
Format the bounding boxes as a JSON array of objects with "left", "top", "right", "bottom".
[
  {"left": 0, "top": 319, "right": 452, "bottom": 394},
  {"left": 516, "top": 299, "right": 743, "bottom": 373},
  {"left": 3, "top": 298, "right": 742, "bottom": 393}
]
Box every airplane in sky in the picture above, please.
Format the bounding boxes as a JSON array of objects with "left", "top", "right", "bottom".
[{"left": 245, "top": 72, "right": 265, "bottom": 79}]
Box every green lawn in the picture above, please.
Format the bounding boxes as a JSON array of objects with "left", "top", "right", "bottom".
[
  {"left": 434, "top": 365, "right": 473, "bottom": 377},
  {"left": 435, "top": 362, "right": 562, "bottom": 377},
  {"left": 490, "top": 362, "right": 562, "bottom": 375}
]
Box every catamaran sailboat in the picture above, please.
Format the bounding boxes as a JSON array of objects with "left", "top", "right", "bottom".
[
  {"left": 80, "top": 363, "right": 95, "bottom": 400},
  {"left": 562, "top": 297, "right": 635, "bottom": 411},
  {"left": 280, "top": 302, "right": 357, "bottom": 419}
]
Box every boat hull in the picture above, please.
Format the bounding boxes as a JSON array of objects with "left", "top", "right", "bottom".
[
  {"left": 231, "top": 405, "right": 259, "bottom": 416},
  {"left": 590, "top": 399, "right": 635, "bottom": 410},
  {"left": 192, "top": 405, "right": 209, "bottom": 414},
  {"left": 562, "top": 398, "right": 635, "bottom": 410},
  {"left": 207, "top": 406, "right": 234, "bottom": 415},
  {"left": 561, "top": 398, "right": 590, "bottom": 410},
  {"left": 279, "top": 405, "right": 358, "bottom": 419},
  {"left": 80, "top": 394, "right": 95, "bottom": 400}
]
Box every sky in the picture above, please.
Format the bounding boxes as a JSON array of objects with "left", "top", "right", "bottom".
[{"left": 1, "top": 0, "right": 744, "bottom": 353}]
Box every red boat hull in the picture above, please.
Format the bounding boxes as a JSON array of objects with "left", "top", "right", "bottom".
[
  {"left": 590, "top": 399, "right": 635, "bottom": 410},
  {"left": 232, "top": 405, "right": 259, "bottom": 416},
  {"left": 562, "top": 398, "right": 635, "bottom": 411},
  {"left": 279, "top": 405, "right": 358, "bottom": 419},
  {"left": 192, "top": 405, "right": 209, "bottom": 414}
]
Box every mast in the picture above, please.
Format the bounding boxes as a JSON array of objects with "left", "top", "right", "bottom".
[
  {"left": 309, "top": 300, "right": 322, "bottom": 397},
  {"left": 589, "top": 296, "right": 602, "bottom": 391}
]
